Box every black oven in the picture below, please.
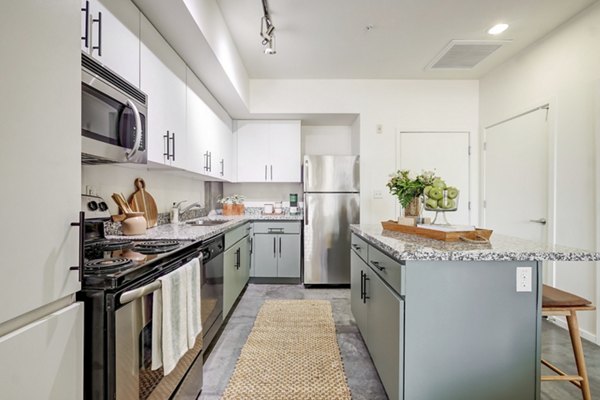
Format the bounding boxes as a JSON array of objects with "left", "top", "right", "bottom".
[{"left": 81, "top": 53, "right": 147, "bottom": 165}]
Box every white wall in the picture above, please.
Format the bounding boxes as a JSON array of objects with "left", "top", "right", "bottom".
[
  {"left": 249, "top": 79, "right": 480, "bottom": 225},
  {"left": 82, "top": 165, "right": 205, "bottom": 215},
  {"left": 302, "top": 125, "right": 355, "bottom": 155},
  {"left": 479, "top": 2, "right": 600, "bottom": 340},
  {"left": 223, "top": 182, "right": 302, "bottom": 205}
]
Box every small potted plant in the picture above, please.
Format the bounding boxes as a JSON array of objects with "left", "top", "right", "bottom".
[
  {"left": 386, "top": 170, "right": 436, "bottom": 217},
  {"left": 219, "top": 194, "right": 246, "bottom": 216}
]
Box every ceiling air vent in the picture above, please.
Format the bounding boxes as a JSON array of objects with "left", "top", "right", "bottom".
[{"left": 427, "top": 40, "right": 510, "bottom": 70}]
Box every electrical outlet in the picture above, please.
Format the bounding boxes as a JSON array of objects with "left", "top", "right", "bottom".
[
  {"left": 373, "top": 190, "right": 383, "bottom": 199},
  {"left": 516, "top": 267, "right": 532, "bottom": 292}
]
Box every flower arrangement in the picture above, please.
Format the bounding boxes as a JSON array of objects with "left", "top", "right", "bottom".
[
  {"left": 219, "top": 194, "right": 245, "bottom": 215},
  {"left": 386, "top": 170, "right": 436, "bottom": 209},
  {"left": 218, "top": 194, "right": 245, "bottom": 205}
]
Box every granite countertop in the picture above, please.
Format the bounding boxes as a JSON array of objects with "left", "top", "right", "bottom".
[
  {"left": 351, "top": 224, "right": 600, "bottom": 262},
  {"left": 107, "top": 213, "right": 303, "bottom": 241}
]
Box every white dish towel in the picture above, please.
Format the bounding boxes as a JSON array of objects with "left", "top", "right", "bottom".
[
  {"left": 154, "top": 266, "right": 188, "bottom": 375},
  {"left": 186, "top": 257, "right": 202, "bottom": 349}
]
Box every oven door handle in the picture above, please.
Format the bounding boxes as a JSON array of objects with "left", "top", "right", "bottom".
[
  {"left": 120, "top": 280, "right": 161, "bottom": 305},
  {"left": 125, "top": 99, "right": 142, "bottom": 160}
]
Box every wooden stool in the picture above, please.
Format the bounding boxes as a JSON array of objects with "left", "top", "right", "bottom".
[{"left": 541, "top": 284, "right": 596, "bottom": 400}]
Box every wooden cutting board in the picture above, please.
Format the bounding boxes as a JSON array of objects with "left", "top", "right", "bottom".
[
  {"left": 128, "top": 178, "right": 158, "bottom": 228},
  {"left": 381, "top": 220, "right": 493, "bottom": 243}
]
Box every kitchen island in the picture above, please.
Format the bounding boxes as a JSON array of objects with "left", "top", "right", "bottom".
[{"left": 350, "top": 224, "right": 599, "bottom": 400}]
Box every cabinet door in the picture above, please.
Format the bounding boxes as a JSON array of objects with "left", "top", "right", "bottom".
[
  {"left": 240, "top": 236, "right": 251, "bottom": 286},
  {"left": 186, "top": 69, "right": 212, "bottom": 174},
  {"left": 223, "top": 245, "right": 237, "bottom": 318},
  {"left": 0, "top": 303, "right": 83, "bottom": 400},
  {"left": 236, "top": 121, "right": 270, "bottom": 182},
  {"left": 1, "top": 0, "right": 81, "bottom": 324},
  {"left": 140, "top": 15, "right": 187, "bottom": 167},
  {"left": 268, "top": 120, "right": 301, "bottom": 182},
  {"left": 368, "top": 271, "right": 402, "bottom": 400},
  {"left": 350, "top": 251, "right": 369, "bottom": 344},
  {"left": 90, "top": 0, "right": 140, "bottom": 86},
  {"left": 277, "top": 234, "right": 301, "bottom": 278},
  {"left": 253, "top": 234, "right": 278, "bottom": 277}
]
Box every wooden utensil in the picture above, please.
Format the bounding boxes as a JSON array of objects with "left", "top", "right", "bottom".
[
  {"left": 111, "top": 193, "right": 133, "bottom": 214},
  {"left": 128, "top": 178, "right": 158, "bottom": 228}
]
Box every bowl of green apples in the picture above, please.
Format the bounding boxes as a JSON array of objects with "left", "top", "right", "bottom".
[{"left": 423, "top": 178, "right": 459, "bottom": 211}]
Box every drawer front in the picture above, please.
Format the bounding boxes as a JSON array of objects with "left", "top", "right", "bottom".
[
  {"left": 368, "top": 245, "right": 403, "bottom": 295},
  {"left": 225, "top": 222, "right": 250, "bottom": 249},
  {"left": 252, "top": 221, "right": 301, "bottom": 234},
  {"left": 351, "top": 234, "right": 369, "bottom": 262}
]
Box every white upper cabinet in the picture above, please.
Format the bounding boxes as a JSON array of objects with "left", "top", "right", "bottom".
[
  {"left": 187, "top": 68, "right": 233, "bottom": 180},
  {"left": 141, "top": 15, "right": 187, "bottom": 169},
  {"left": 1, "top": 0, "right": 81, "bottom": 325},
  {"left": 80, "top": 0, "right": 140, "bottom": 86},
  {"left": 236, "top": 120, "right": 301, "bottom": 182}
]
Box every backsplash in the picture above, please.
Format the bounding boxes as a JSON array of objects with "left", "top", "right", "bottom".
[{"left": 104, "top": 208, "right": 208, "bottom": 236}]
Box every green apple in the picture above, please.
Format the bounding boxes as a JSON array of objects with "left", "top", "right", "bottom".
[
  {"left": 446, "top": 198, "right": 456, "bottom": 209},
  {"left": 438, "top": 198, "right": 456, "bottom": 209},
  {"left": 432, "top": 178, "right": 446, "bottom": 189},
  {"left": 423, "top": 185, "right": 433, "bottom": 196},
  {"left": 429, "top": 187, "right": 443, "bottom": 200},
  {"left": 425, "top": 198, "right": 438, "bottom": 209},
  {"left": 446, "top": 187, "right": 459, "bottom": 199}
]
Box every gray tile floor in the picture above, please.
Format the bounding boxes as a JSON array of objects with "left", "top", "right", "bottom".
[{"left": 199, "top": 284, "right": 600, "bottom": 400}]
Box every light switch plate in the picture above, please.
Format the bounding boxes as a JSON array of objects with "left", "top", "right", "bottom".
[
  {"left": 516, "top": 267, "right": 532, "bottom": 292},
  {"left": 373, "top": 190, "right": 383, "bottom": 199}
]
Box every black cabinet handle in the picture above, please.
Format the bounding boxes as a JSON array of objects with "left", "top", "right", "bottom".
[
  {"left": 363, "top": 275, "right": 370, "bottom": 304},
  {"left": 69, "top": 211, "right": 85, "bottom": 282},
  {"left": 163, "top": 131, "right": 170, "bottom": 159},
  {"left": 92, "top": 11, "right": 102, "bottom": 56},
  {"left": 371, "top": 260, "right": 385, "bottom": 271},
  {"left": 171, "top": 132, "right": 176, "bottom": 161},
  {"left": 273, "top": 236, "right": 276, "bottom": 257},
  {"left": 81, "top": 1, "right": 90, "bottom": 48},
  {"left": 278, "top": 237, "right": 282, "bottom": 258},
  {"left": 352, "top": 244, "right": 361, "bottom": 251},
  {"left": 360, "top": 270, "right": 364, "bottom": 300}
]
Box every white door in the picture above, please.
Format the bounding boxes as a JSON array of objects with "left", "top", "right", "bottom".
[
  {"left": 141, "top": 15, "right": 187, "bottom": 167},
  {"left": 398, "top": 131, "right": 471, "bottom": 225},
  {"left": 484, "top": 107, "right": 549, "bottom": 242},
  {"left": 269, "top": 121, "right": 302, "bottom": 182}
]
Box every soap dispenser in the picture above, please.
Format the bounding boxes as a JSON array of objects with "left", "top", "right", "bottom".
[{"left": 170, "top": 202, "right": 179, "bottom": 223}]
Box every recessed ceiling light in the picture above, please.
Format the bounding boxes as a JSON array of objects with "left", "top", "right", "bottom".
[{"left": 488, "top": 23, "right": 509, "bottom": 35}]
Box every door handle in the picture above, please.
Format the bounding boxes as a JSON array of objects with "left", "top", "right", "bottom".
[
  {"left": 352, "top": 244, "right": 361, "bottom": 251},
  {"left": 163, "top": 131, "right": 170, "bottom": 160},
  {"left": 363, "top": 275, "right": 370, "bottom": 304},
  {"left": 370, "top": 260, "right": 385, "bottom": 271},
  {"left": 360, "top": 270, "right": 364, "bottom": 300},
  {"left": 92, "top": 11, "right": 102, "bottom": 56},
  {"left": 125, "top": 99, "right": 142, "bottom": 160},
  {"left": 273, "top": 236, "right": 276, "bottom": 257},
  {"left": 304, "top": 201, "right": 308, "bottom": 226},
  {"left": 171, "top": 133, "right": 176, "bottom": 161},
  {"left": 81, "top": 1, "right": 90, "bottom": 48},
  {"left": 270, "top": 165, "right": 273, "bottom": 181},
  {"left": 69, "top": 211, "right": 85, "bottom": 282},
  {"left": 529, "top": 218, "right": 547, "bottom": 225},
  {"left": 279, "top": 237, "right": 282, "bottom": 258},
  {"left": 265, "top": 165, "right": 268, "bottom": 181}
]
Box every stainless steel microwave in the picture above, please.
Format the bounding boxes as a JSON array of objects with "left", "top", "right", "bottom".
[{"left": 81, "top": 54, "right": 147, "bottom": 164}]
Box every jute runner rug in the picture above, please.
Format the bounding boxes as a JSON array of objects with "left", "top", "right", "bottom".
[{"left": 221, "top": 300, "right": 352, "bottom": 399}]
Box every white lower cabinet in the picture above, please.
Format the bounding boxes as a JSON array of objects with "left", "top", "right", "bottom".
[{"left": 0, "top": 303, "right": 84, "bottom": 400}]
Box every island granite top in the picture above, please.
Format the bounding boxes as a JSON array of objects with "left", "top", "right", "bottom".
[
  {"left": 107, "top": 214, "right": 302, "bottom": 241},
  {"left": 351, "top": 224, "right": 600, "bottom": 262}
]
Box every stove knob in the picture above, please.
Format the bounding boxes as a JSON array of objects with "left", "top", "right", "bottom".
[
  {"left": 88, "top": 201, "right": 98, "bottom": 211},
  {"left": 98, "top": 201, "right": 108, "bottom": 211}
]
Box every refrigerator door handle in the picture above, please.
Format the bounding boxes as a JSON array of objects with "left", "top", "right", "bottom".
[
  {"left": 303, "top": 159, "right": 309, "bottom": 189},
  {"left": 304, "top": 201, "right": 308, "bottom": 225}
]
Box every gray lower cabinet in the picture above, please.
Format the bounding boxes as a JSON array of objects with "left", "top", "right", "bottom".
[
  {"left": 350, "top": 233, "right": 541, "bottom": 400},
  {"left": 351, "top": 247, "right": 402, "bottom": 400},
  {"left": 253, "top": 222, "right": 301, "bottom": 278},
  {"left": 224, "top": 223, "right": 251, "bottom": 318}
]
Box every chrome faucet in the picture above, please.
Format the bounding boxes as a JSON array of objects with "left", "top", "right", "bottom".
[{"left": 178, "top": 201, "right": 203, "bottom": 213}]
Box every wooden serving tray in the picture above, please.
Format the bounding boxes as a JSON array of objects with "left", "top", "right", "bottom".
[{"left": 381, "top": 220, "right": 493, "bottom": 242}]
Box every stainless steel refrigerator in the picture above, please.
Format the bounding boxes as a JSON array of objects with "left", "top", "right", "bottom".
[{"left": 303, "top": 155, "right": 360, "bottom": 285}]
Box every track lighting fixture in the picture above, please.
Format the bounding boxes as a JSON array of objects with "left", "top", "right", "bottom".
[{"left": 260, "top": 0, "right": 276, "bottom": 55}]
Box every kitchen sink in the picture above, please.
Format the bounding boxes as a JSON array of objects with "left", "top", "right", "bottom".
[{"left": 185, "top": 219, "right": 231, "bottom": 226}]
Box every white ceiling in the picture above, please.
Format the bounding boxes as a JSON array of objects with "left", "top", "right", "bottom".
[{"left": 216, "top": 0, "right": 597, "bottom": 79}]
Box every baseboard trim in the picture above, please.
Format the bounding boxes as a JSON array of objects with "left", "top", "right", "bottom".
[{"left": 547, "top": 317, "right": 598, "bottom": 344}]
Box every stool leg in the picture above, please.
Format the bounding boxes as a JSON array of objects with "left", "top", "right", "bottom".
[{"left": 566, "top": 310, "right": 592, "bottom": 400}]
